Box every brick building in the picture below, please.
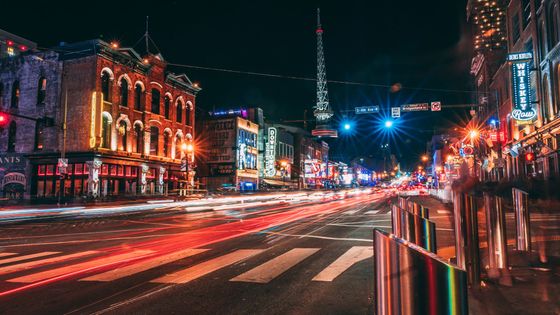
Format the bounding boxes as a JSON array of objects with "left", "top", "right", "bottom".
[{"left": 0, "top": 39, "right": 200, "bottom": 201}]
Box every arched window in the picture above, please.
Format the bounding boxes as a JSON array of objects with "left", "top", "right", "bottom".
[
  {"left": 120, "top": 77, "right": 129, "bottom": 106},
  {"left": 151, "top": 89, "right": 160, "bottom": 114},
  {"left": 11, "top": 80, "right": 19, "bottom": 108},
  {"left": 176, "top": 100, "right": 183, "bottom": 123},
  {"left": 7, "top": 121, "right": 17, "bottom": 152},
  {"left": 101, "top": 71, "right": 112, "bottom": 102},
  {"left": 35, "top": 120, "right": 45, "bottom": 150},
  {"left": 549, "top": 4, "right": 560, "bottom": 48},
  {"left": 164, "top": 95, "right": 171, "bottom": 119},
  {"left": 175, "top": 134, "right": 182, "bottom": 159},
  {"left": 163, "top": 130, "right": 171, "bottom": 157},
  {"left": 119, "top": 120, "right": 128, "bottom": 151},
  {"left": 542, "top": 75, "right": 551, "bottom": 123},
  {"left": 134, "top": 83, "right": 144, "bottom": 111},
  {"left": 101, "top": 113, "right": 112, "bottom": 149},
  {"left": 37, "top": 77, "right": 47, "bottom": 104},
  {"left": 134, "top": 123, "right": 143, "bottom": 154},
  {"left": 150, "top": 126, "right": 159, "bottom": 156},
  {"left": 186, "top": 102, "right": 192, "bottom": 126}
]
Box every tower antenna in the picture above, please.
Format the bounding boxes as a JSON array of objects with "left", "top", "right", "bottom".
[
  {"left": 312, "top": 8, "right": 336, "bottom": 138},
  {"left": 145, "top": 16, "right": 150, "bottom": 54}
]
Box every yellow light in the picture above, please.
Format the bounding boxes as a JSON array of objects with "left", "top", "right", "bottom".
[
  {"left": 421, "top": 155, "right": 429, "bottom": 162},
  {"left": 280, "top": 160, "right": 288, "bottom": 167},
  {"left": 469, "top": 129, "right": 479, "bottom": 139},
  {"left": 111, "top": 42, "right": 119, "bottom": 49}
]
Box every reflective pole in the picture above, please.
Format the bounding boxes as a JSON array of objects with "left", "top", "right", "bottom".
[
  {"left": 453, "top": 190, "right": 466, "bottom": 270},
  {"left": 391, "top": 204, "right": 402, "bottom": 238},
  {"left": 452, "top": 191, "right": 481, "bottom": 286},
  {"left": 512, "top": 188, "right": 531, "bottom": 252},
  {"left": 484, "top": 193, "right": 510, "bottom": 284}
]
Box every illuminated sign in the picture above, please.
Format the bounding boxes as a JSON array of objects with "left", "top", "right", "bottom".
[
  {"left": 507, "top": 52, "right": 533, "bottom": 62},
  {"left": 209, "top": 108, "right": 247, "bottom": 118},
  {"left": 355, "top": 106, "right": 379, "bottom": 114},
  {"left": 401, "top": 103, "right": 429, "bottom": 112},
  {"left": 511, "top": 54, "right": 537, "bottom": 123},
  {"left": 265, "top": 127, "right": 277, "bottom": 177}
]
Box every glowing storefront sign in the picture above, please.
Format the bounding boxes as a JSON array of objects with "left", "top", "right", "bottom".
[
  {"left": 510, "top": 52, "right": 537, "bottom": 124},
  {"left": 265, "top": 127, "right": 277, "bottom": 177}
]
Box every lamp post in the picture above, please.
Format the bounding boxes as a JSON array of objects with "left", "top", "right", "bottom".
[{"left": 181, "top": 142, "right": 194, "bottom": 194}]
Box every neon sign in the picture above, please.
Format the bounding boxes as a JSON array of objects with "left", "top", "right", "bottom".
[
  {"left": 265, "top": 127, "right": 277, "bottom": 177},
  {"left": 510, "top": 52, "right": 537, "bottom": 123}
]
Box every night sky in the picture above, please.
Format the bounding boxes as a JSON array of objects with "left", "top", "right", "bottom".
[{"left": 2, "top": 0, "right": 473, "bottom": 168}]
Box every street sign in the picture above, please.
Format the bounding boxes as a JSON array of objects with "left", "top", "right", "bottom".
[
  {"left": 507, "top": 52, "right": 533, "bottom": 62},
  {"left": 391, "top": 107, "right": 401, "bottom": 118},
  {"left": 401, "top": 103, "right": 429, "bottom": 112},
  {"left": 355, "top": 106, "right": 380, "bottom": 114},
  {"left": 57, "top": 158, "right": 68, "bottom": 174},
  {"left": 430, "top": 101, "right": 441, "bottom": 111}
]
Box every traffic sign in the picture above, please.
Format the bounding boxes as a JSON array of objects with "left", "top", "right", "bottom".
[
  {"left": 430, "top": 101, "right": 441, "bottom": 111},
  {"left": 401, "top": 103, "right": 429, "bottom": 112},
  {"left": 391, "top": 107, "right": 401, "bottom": 118},
  {"left": 355, "top": 106, "right": 380, "bottom": 114}
]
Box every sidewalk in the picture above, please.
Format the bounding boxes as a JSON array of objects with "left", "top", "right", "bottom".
[{"left": 411, "top": 195, "right": 560, "bottom": 315}]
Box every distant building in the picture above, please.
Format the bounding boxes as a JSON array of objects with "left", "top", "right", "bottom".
[
  {"left": 198, "top": 110, "right": 259, "bottom": 191},
  {"left": 261, "top": 124, "right": 295, "bottom": 188},
  {"left": 0, "top": 29, "right": 36, "bottom": 59}
]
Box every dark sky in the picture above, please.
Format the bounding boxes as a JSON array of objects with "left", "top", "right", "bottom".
[{"left": 2, "top": 0, "right": 473, "bottom": 168}]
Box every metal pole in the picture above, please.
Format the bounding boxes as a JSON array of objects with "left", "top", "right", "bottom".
[
  {"left": 453, "top": 190, "right": 466, "bottom": 270},
  {"left": 391, "top": 204, "right": 402, "bottom": 238},
  {"left": 513, "top": 188, "right": 531, "bottom": 252},
  {"left": 464, "top": 193, "right": 481, "bottom": 286},
  {"left": 483, "top": 193, "right": 511, "bottom": 284}
]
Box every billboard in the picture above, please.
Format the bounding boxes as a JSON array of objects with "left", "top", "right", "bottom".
[{"left": 510, "top": 52, "right": 537, "bottom": 124}]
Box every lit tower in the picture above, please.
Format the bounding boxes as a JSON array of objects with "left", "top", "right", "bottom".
[{"left": 312, "top": 8, "right": 337, "bottom": 138}]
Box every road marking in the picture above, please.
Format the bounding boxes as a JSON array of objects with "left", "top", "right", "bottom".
[
  {"left": 0, "top": 252, "right": 17, "bottom": 258},
  {"left": 263, "top": 231, "right": 371, "bottom": 242},
  {"left": 0, "top": 252, "right": 59, "bottom": 265},
  {"left": 152, "top": 249, "right": 264, "bottom": 284},
  {"left": 81, "top": 248, "right": 208, "bottom": 282},
  {"left": 365, "top": 210, "right": 379, "bottom": 215},
  {"left": 437, "top": 210, "right": 451, "bottom": 214},
  {"left": 230, "top": 248, "right": 320, "bottom": 284},
  {"left": 312, "top": 246, "right": 373, "bottom": 282},
  {"left": 344, "top": 210, "right": 360, "bottom": 215},
  {"left": 0, "top": 251, "right": 99, "bottom": 276},
  {"left": 7, "top": 250, "right": 153, "bottom": 283}
]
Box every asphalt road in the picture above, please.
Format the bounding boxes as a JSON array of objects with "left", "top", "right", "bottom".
[{"left": 0, "top": 191, "right": 402, "bottom": 314}]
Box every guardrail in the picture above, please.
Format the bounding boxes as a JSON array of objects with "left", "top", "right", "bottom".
[
  {"left": 512, "top": 188, "right": 531, "bottom": 252},
  {"left": 374, "top": 229, "right": 469, "bottom": 315},
  {"left": 391, "top": 203, "right": 436, "bottom": 253}
]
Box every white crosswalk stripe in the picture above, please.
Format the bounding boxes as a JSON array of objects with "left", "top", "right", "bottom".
[
  {"left": 0, "top": 253, "right": 17, "bottom": 258},
  {"left": 0, "top": 252, "right": 59, "bottom": 265},
  {"left": 0, "top": 251, "right": 98, "bottom": 276},
  {"left": 312, "top": 246, "right": 373, "bottom": 282},
  {"left": 230, "top": 248, "right": 319, "bottom": 284},
  {"left": 7, "top": 250, "right": 154, "bottom": 283},
  {"left": 81, "top": 248, "right": 208, "bottom": 282},
  {"left": 152, "top": 249, "right": 264, "bottom": 284}
]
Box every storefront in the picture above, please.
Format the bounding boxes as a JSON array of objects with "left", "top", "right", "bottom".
[{"left": 0, "top": 154, "right": 28, "bottom": 200}]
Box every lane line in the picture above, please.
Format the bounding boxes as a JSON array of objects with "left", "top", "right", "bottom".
[
  {"left": 0, "top": 252, "right": 17, "bottom": 258},
  {"left": 365, "top": 210, "right": 379, "bottom": 215},
  {"left": 0, "top": 251, "right": 99, "bottom": 276},
  {"left": 0, "top": 252, "right": 59, "bottom": 265},
  {"left": 230, "top": 248, "right": 320, "bottom": 284},
  {"left": 81, "top": 248, "right": 208, "bottom": 282},
  {"left": 343, "top": 210, "right": 360, "bottom": 215},
  {"left": 7, "top": 250, "right": 153, "bottom": 283},
  {"left": 312, "top": 246, "right": 373, "bottom": 282},
  {"left": 152, "top": 249, "right": 264, "bottom": 284}
]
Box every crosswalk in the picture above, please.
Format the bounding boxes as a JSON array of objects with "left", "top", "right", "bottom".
[{"left": 0, "top": 245, "right": 374, "bottom": 293}]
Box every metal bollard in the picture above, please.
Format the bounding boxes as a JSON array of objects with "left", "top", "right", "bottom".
[
  {"left": 483, "top": 193, "right": 511, "bottom": 284},
  {"left": 452, "top": 190, "right": 466, "bottom": 270},
  {"left": 391, "top": 204, "right": 402, "bottom": 238},
  {"left": 420, "top": 205, "right": 429, "bottom": 219},
  {"left": 374, "top": 229, "right": 469, "bottom": 315},
  {"left": 512, "top": 188, "right": 531, "bottom": 252},
  {"left": 452, "top": 191, "right": 481, "bottom": 286}
]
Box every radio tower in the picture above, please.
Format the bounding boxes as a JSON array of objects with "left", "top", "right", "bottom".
[{"left": 312, "top": 8, "right": 337, "bottom": 138}]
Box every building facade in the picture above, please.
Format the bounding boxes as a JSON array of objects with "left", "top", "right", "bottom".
[{"left": 0, "top": 39, "right": 200, "bottom": 201}]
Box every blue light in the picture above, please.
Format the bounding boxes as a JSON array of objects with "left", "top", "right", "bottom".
[
  {"left": 384, "top": 120, "right": 393, "bottom": 128},
  {"left": 344, "top": 123, "right": 351, "bottom": 130}
]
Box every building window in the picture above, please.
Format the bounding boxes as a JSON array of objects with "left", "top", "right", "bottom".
[
  {"left": 186, "top": 103, "right": 191, "bottom": 126},
  {"left": 164, "top": 95, "right": 171, "bottom": 119},
  {"left": 176, "top": 100, "right": 183, "bottom": 123},
  {"left": 539, "top": 20, "right": 547, "bottom": 59},
  {"left": 163, "top": 131, "right": 170, "bottom": 157},
  {"left": 134, "top": 83, "right": 144, "bottom": 111},
  {"left": 512, "top": 11, "right": 521, "bottom": 44},
  {"left": 150, "top": 126, "right": 159, "bottom": 156},
  {"left": 101, "top": 71, "right": 112, "bottom": 102},
  {"left": 0, "top": 82, "right": 3, "bottom": 107},
  {"left": 522, "top": 0, "right": 531, "bottom": 29},
  {"left": 7, "top": 121, "right": 16, "bottom": 152},
  {"left": 151, "top": 89, "right": 160, "bottom": 114},
  {"left": 134, "top": 124, "right": 143, "bottom": 154},
  {"left": 549, "top": 4, "right": 560, "bottom": 48},
  {"left": 119, "top": 120, "right": 128, "bottom": 151},
  {"left": 37, "top": 77, "right": 46, "bottom": 104},
  {"left": 542, "top": 75, "right": 552, "bottom": 123},
  {"left": 35, "top": 120, "right": 45, "bottom": 150},
  {"left": 101, "top": 113, "right": 112, "bottom": 149},
  {"left": 120, "top": 77, "right": 129, "bottom": 106},
  {"left": 11, "top": 80, "right": 19, "bottom": 108},
  {"left": 175, "top": 134, "right": 182, "bottom": 159}
]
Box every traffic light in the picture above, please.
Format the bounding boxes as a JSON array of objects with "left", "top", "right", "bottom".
[
  {"left": 0, "top": 112, "right": 8, "bottom": 130},
  {"left": 524, "top": 152, "right": 535, "bottom": 163}
]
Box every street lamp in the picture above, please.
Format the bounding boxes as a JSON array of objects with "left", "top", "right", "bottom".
[
  {"left": 181, "top": 142, "right": 194, "bottom": 193},
  {"left": 421, "top": 155, "right": 429, "bottom": 162}
]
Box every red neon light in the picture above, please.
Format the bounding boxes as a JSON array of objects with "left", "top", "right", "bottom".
[{"left": 6, "top": 40, "right": 14, "bottom": 46}]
